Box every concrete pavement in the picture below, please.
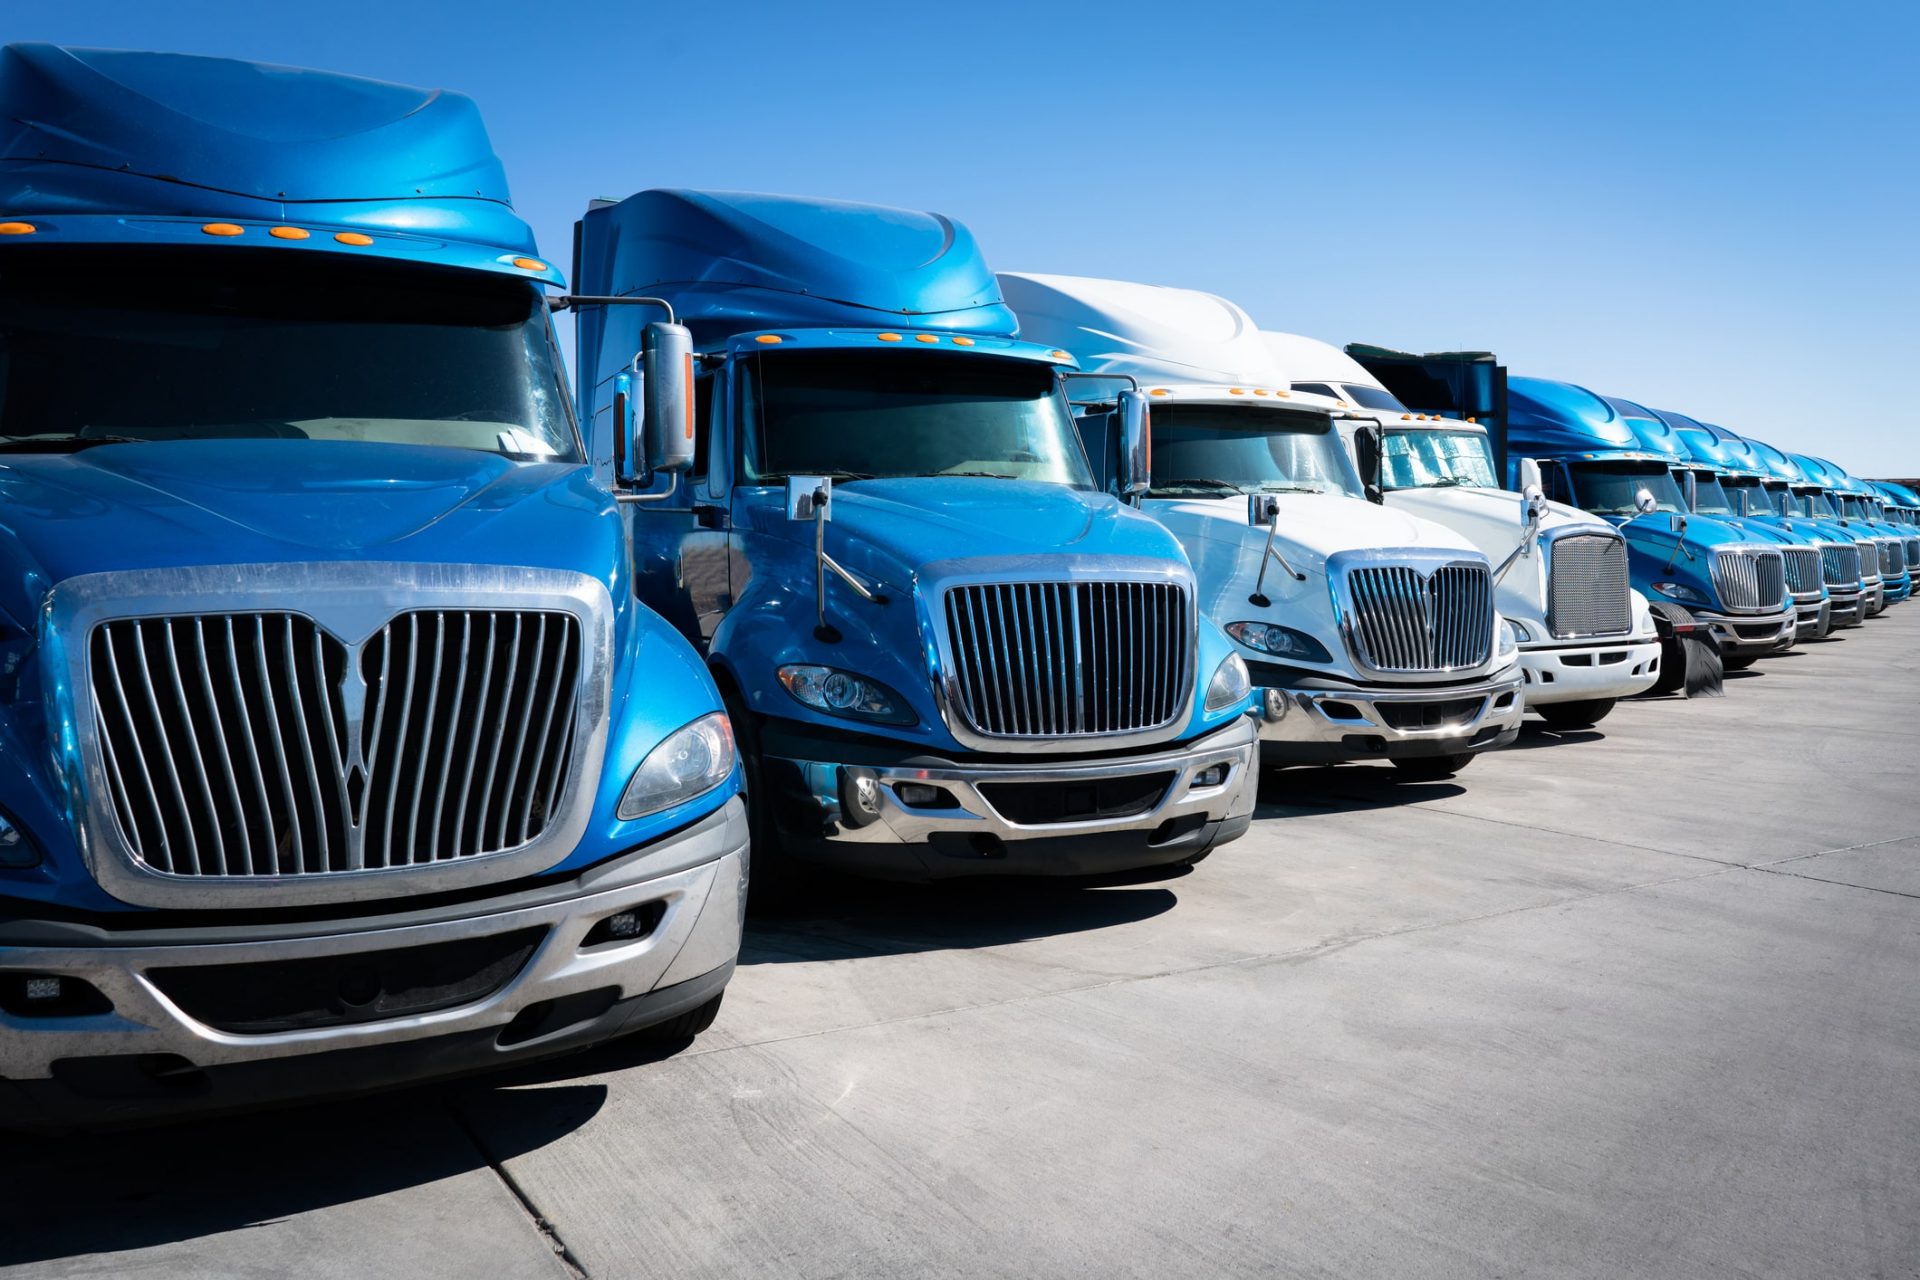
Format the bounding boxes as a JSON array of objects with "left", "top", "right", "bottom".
[{"left": 5, "top": 610, "right": 1916, "bottom": 1278}]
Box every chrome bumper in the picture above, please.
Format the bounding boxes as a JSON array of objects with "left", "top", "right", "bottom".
[
  {"left": 1519, "top": 637, "right": 1661, "bottom": 706},
  {"left": 766, "top": 718, "right": 1257, "bottom": 879},
  {"left": 1254, "top": 665, "right": 1524, "bottom": 763},
  {"left": 1792, "top": 595, "right": 1831, "bottom": 637},
  {"left": 1694, "top": 605, "right": 1796, "bottom": 655},
  {"left": 0, "top": 799, "right": 748, "bottom": 1110}
]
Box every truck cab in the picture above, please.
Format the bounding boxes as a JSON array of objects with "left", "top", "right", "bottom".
[
  {"left": 1608, "top": 400, "right": 1835, "bottom": 644},
  {"left": 1261, "top": 332, "right": 1659, "bottom": 729},
  {"left": 1791, "top": 454, "right": 1908, "bottom": 605},
  {"left": 1651, "top": 413, "right": 1864, "bottom": 631},
  {"left": 1741, "top": 439, "right": 1887, "bottom": 617},
  {"left": 0, "top": 49, "right": 749, "bottom": 1125},
  {"left": 1869, "top": 482, "right": 1920, "bottom": 571},
  {"left": 999, "top": 274, "right": 1523, "bottom": 781},
  {"left": 1503, "top": 378, "right": 1798, "bottom": 665},
  {"left": 572, "top": 192, "right": 1257, "bottom": 889}
]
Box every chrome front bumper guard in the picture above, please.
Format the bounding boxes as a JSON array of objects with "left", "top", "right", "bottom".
[
  {"left": 1694, "top": 605, "right": 1796, "bottom": 655},
  {"left": 1254, "top": 665, "right": 1525, "bottom": 757},
  {"left": 769, "top": 718, "right": 1257, "bottom": 867},
  {"left": 1791, "top": 594, "right": 1832, "bottom": 637},
  {"left": 0, "top": 799, "right": 749, "bottom": 1084}
]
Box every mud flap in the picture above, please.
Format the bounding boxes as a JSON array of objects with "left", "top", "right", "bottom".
[{"left": 1645, "top": 601, "right": 1723, "bottom": 698}]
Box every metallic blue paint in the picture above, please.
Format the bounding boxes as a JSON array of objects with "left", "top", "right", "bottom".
[
  {"left": 0, "top": 51, "right": 736, "bottom": 913},
  {"left": 0, "top": 44, "right": 562, "bottom": 285}
]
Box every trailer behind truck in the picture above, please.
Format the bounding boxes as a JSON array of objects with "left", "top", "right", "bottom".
[{"left": 0, "top": 47, "right": 747, "bottom": 1127}]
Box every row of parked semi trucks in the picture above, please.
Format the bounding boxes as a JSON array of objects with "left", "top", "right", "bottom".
[{"left": 0, "top": 46, "right": 1910, "bottom": 1126}]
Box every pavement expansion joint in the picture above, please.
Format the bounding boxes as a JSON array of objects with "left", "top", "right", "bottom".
[
  {"left": 447, "top": 1098, "right": 590, "bottom": 1278},
  {"left": 1745, "top": 865, "right": 1920, "bottom": 902}
]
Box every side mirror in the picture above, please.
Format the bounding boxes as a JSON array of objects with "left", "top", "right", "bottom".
[
  {"left": 1523, "top": 483, "right": 1547, "bottom": 527},
  {"left": 1682, "top": 470, "right": 1699, "bottom": 513},
  {"left": 1634, "top": 487, "right": 1658, "bottom": 515},
  {"left": 641, "top": 321, "right": 696, "bottom": 475},
  {"left": 1352, "top": 425, "right": 1383, "bottom": 504},
  {"left": 1248, "top": 493, "right": 1280, "bottom": 527},
  {"left": 1518, "top": 457, "right": 1543, "bottom": 493},
  {"left": 1116, "top": 389, "right": 1150, "bottom": 498},
  {"left": 785, "top": 475, "right": 830, "bottom": 522}
]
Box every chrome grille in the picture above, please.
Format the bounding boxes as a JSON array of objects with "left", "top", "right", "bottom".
[
  {"left": 1820, "top": 542, "right": 1860, "bottom": 586},
  {"left": 89, "top": 609, "right": 583, "bottom": 878},
  {"left": 943, "top": 581, "right": 1190, "bottom": 738},
  {"left": 1905, "top": 537, "right": 1920, "bottom": 570},
  {"left": 1343, "top": 562, "right": 1494, "bottom": 672},
  {"left": 1546, "top": 534, "right": 1630, "bottom": 638},
  {"left": 1880, "top": 540, "right": 1905, "bottom": 577},
  {"left": 1780, "top": 546, "right": 1823, "bottom": 597},
  {"left": 1710, "top": 549, "right": 1786, "bottom": 612}
]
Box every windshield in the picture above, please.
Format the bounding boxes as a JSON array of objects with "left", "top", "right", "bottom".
[
  {"left": 1687, "top": 471, "right": 1735, "bottom": 515},
  {"left": 1795, "top": 488, "right": 1840, "bottom": 519},
  {"left": 1381, "top": 429, "right": 1497, "bottom": 490},
  {"left": 1841, "top": 496, "right": 1878, "bottom": 520},
  {"left": 1342, "top": 383, "right": 1407, "bottom": 412},
  {"left": 1146, "top": 405, "right": 1362, "bottom": 499},
  {"left": 1571, "top": 463, "right": 1687, "bottom": 515},
  {"left": 739, "top": 350, "right": 1090, "bottom": 485},
  {"left": 1723, "top": 477, "right": 1771, "bottom": 517},
  {"left": 0, "top": 247, "right": 577, "bottom": 460},
  {"left": 1761, "top": 483, "right": 1794, "bottom": 515}
]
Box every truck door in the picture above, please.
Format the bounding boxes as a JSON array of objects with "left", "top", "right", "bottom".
[{"left": 632, "top": 369, "right": 735, "bottom": 648}]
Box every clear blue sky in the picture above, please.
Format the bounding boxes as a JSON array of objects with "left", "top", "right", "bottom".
[{"left": 19, "top": 1, "right": 1920, "bottom": 474}]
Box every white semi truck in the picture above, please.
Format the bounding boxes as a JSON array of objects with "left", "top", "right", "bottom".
[
  {"left": 1261, "top": 333, "right": 1661, "bottom": 728},
  {"left": 1001, "top": 274, "right": 1524, "bottom": 781}
]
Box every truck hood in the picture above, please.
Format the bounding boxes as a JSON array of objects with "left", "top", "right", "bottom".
[
  {"left": 746, "top": 477, "right": 1185, "bottom": 583},
  {"left": 1386, "top": 485, "right": 1605, "bottom": 545},
  {"left": 1152, "top": 491, "right": 1477, "bottom": 567},
  {"left": 0, "top": 440, "right": 617, "bottom": 628}
]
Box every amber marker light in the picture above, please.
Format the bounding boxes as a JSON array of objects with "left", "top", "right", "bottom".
[
  {"left": 0, "top": 221, "right": 35, "bottom": 235},
  {"left": 269, "top": 226, "right": 310, "bottom": 240},
  {"left": 1229, "top": 387, "right": 1245, "bottom": 395},
  {"left": 915, "top": 334, "right": 940, "bottom": 343},
  {"left": 1150, "top": 388, "right": 1170, "bottom": 397},
  {"left": 952, "top": 336, "right": 976, "bottom": 346},
  {"left": 334, "top": 232, "right": 374, "bottom": 246},
  {"left": 877, "top": 332, "right": 903, "bottom": 342},
  {"left": 512, "top": 257, "right": 547, "bottom": 272},
  {"left": 755, "top": 334, "right": 783, "bottom": 344},
  {"left": 202, "top": 223, "right": 244, "bottom": 237}
]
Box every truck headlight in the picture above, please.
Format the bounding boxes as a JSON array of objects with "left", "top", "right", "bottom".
[
  {"left": 1652, "top": 582, "right": 1711, "bottom": 607},
  {"left": 1205, "top": 653, "right": 1252, "bottom": 712},
  {"left": 777, "top": 664, "right": 916, "bottom": 725},
  {"left": 0, "top": 809, "right": 38, "bottom": 868},
  {"left": 1497, "top": 618, "right": 1522, "bottom": 657},
  {"left": 1224, "top": 621, "right": 1332, "bottom": 663},
  {"left": 618, "top": 712, "right": 736, "bottom": 820}
]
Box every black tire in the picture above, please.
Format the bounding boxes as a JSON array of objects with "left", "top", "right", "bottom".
[
  {"left": 1390, "top": 752, "right": 1473, "bottom": 781},
  {"left": 716, "top": 679, "right": 805, "bottom": 911},
  {"left": 1720, "top": 652, "right": 1759, "bottom": 670},
  {"left": 1537, "top": 698, "right": 1615, "bottom": 729},
  {"left": 633, "top": 993, "right": 723, "bottom": 1043}
]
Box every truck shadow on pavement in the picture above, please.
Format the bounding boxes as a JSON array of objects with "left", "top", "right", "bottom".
[
  {"left": 1255, "top": 764, "right": 1466, "bottom": 816},
  {"left": 740, "top": 874, "right": 1182, "bottom": 965},
  {"left": 0, "top": 1082, "right": 604, "bottom": 1267}
]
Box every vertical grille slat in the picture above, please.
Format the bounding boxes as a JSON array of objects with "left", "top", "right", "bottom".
[
  {"left": 1821, "top": 543, "right": 1860, "bottom": 586},
  {"left": 1780, "top": 547, "right": 1822, "bottom": 596},
  {"left": 88, "top": 607, "right": 584, "bottom": 881},
  {"left": 1711, "top": 549, "right": 1786, "bottom": 613},
  {"left": 1343, "top": 562, "right": 1495, "bottom": 673},
  {"left": 943, "top": 580, "right": 1190, "bottom": 740}
]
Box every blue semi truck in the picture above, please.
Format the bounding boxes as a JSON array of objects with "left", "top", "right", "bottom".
[
  {"left": 571, "top": 191, "right": 1258, "bottom": 891},
  {"left": 1790, "top": 454, "right": 1909, "bottom": 604},
  {"left": 1503, "top": 378, "right": 1796, "bottom": 672},
  {"left": 1650, "top": 413, "right": 1867, "bottom": 631},
  {"left": 1718, "top": 434, "right": 1886, "bottom": 616},
  {"left": 1603, "top": 399, "right": 1835, "bottom": 642},
  {"left": 0, "top": 48, "right": 748, "bottom": 1126}
]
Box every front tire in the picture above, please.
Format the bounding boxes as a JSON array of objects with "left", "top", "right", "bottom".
[
  {"left": 1537, "top": 698, "right": 1616, "bottom": 729},
  {"left": 633, "top": 993, "right": 724, "bottom": 1043},
  {"left": 1390, "top": 752, "right": 1474, "bottom": 781},
  {"left": 1721, "top": 652, "right": 1759, "bottom": 671},
  {"left": 717, "top": 680, "right": 806, "bottom": 911}
]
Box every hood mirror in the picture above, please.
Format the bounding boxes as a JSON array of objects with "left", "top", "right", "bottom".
[
  {"left": 785, "top": 475, "right": 830, "bottom": 522},
  {"left": 1116, "top": 390, "right": 1151, "bottom": 499},
  {"left": 1247, "top": 493, "right": 1280, "bottom": 527},
  {"left": 1634, "top": 487, "right": 1658, "bottom": 515},
  {"left": 784, "top": 476, "right": 885, "bottom": 641},
  {"left": 1246, "top": 492, "right": 1304, "bottom": 606}
]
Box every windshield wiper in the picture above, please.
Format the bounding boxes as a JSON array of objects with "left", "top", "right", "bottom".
[
  {"left": 0, "top": 434, "right": 152, "bottom": 453},
  {"left": 930, "top": 471, "right": 1020, "bottom": 479},
  {"left": 1416, "top": 477, "right": 1483, "bottom": 489},
  {"left": 759, "top": 470, "right": 875, "bottom": 482},
  {"left": 1249, "top": 482, "right": 1326, "bottom": 494},
  {"left": 1149, "top": 477, "right": 1244, "bottom": 494}
]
